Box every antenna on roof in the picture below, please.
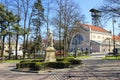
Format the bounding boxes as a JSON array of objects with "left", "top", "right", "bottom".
[{"left": 90, "top": 8, "right": 101, "bottom": 27}]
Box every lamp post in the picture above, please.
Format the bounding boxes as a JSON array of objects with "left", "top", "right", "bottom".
[
  {"left": 108, "top": 39, "right": 110, "bottom": 53},
  {"left": 112, "top": 18, "right": 116, "bottom": 55},
  {"left": 106, "top": 38, "right": 111, "bottom": 53},
  {"left": 75, "top": 38, "right": 77, "bottom": 58}
]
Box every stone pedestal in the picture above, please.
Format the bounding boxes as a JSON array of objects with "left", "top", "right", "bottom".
[{"left": 44, "top": 47, "right": 56, "bottom": 62}]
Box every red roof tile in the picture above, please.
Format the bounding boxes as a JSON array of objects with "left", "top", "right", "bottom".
[
  {"left": 42, "top": 39, "right": 59, "bottom": 44},
  {"left": 75, "top": 22, "right": 109, "bottom": 33},
  {"left": 83, "top": 24, "right": 109, "bottom": 33},
  {"left": 42, "top": 39, "right": 48, "bottom": 44},
  {"left": 113, "top": 36, "right": 120, "bottom": 40}
]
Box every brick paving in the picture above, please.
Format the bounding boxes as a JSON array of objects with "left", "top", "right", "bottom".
[{"left": 0, "top": 59, "right": 120, "bottom": 80}]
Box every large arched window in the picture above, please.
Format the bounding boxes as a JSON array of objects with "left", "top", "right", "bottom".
[{"left": 72, "top": 34, "right": 84, "bottom": 45}]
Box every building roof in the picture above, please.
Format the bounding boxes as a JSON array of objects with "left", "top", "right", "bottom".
[
  {"left": 113, "top": 36, "right": 120, "bottom": 41},
  {"left": 75, "top": 21, "right": 110, "bottom": 33},
  {"left": 42, "top": 39, "right": 59, "bottom": 44},
  {"left": 83, "top": 24, "right": 110, "bottom": 33},
  {"left": 42, "top": 39, "right": 47, "bottom": 44}
]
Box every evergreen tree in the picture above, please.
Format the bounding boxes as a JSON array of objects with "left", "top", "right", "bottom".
[
  {"left": 12, "top": 23, "right": 24, "bottom": 60},
  {"left": 0, "top": 3, "right": 19, "bottom": 59},
  {"left": 32, "top": 0, "right": 44, "bottom": 59},
  {"left": 6, "top": 10, "right": 19, "bottom": 60}
]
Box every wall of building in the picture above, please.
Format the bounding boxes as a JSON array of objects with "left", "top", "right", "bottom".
[
  {"left": 90, "top": 30, "right": 112, "bottom": 53},
  {"left": 4, "top": 43, "right": 22, "bottom": 56},
  {"left": 90, "top": 31, "right": 112, "bottom": 42},
  {"left": 70, "top": 24, "right": 120, "bottom": 54},
  {"left": 70, "top": 26, "right": 90, "bottom": 52}
]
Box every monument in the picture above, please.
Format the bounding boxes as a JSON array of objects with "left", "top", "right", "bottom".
[{"left": 44, "top": 29, "right": 56, "bottom": 62}]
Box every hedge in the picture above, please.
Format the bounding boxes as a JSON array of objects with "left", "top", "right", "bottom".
[
  {"left": 56, "top": 58, "right": 65, "bottom": 61},
  {"left": 47, "top": 61, "right": 70, "bottom": 69},
  {"left": 16, "top": 58, "right": 82, "bottom": 71},
  {"left": 16, "top": 62, "right": 45, "bottom": 70},
  {"left": 69, "top": 59, "right": 82, "bottom": 65}
]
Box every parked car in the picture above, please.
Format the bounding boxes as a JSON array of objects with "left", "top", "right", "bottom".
[{"left": 11, "top": 51, "right": 23, "bottom": 56}]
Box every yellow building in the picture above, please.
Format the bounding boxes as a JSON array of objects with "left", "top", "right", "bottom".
[{"left": 0, "top": 42, "right": 23, "bottom": 56}]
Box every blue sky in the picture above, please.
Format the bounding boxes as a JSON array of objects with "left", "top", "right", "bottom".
[
  {"left": 76, "top": 0, "right": 104, "bottom": 24},
  {"left": 76, "top": 0, "right": 119, "bottom": 35}
]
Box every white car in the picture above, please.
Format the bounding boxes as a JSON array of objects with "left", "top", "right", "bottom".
[{"left": 12, "top": 51, "right": 23, "bottom": 56}]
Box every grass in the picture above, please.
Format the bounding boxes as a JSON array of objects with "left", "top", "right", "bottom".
[
  {"left": 1, "top": 55, "right": 90, "bottom": 63},
  {"left": 56, "top": 56, "right": 90, "bottom": 59},
  {"left": 77, "top": 55, "right": 91, "bottom": 59},
  {"left": 104, "top": 55, "right": 120, "bottom": 60},
  {"left": 3, "top": 60, "right": 22, "bottom": 63}
]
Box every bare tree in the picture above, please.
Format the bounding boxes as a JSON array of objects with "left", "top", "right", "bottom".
[
  {"left": 42, "top": 0, "right": 53, "bottom": 36},
  {"left": 52, "top": 0, "right": 85, "bottom": 56},
  {"left": 99, "top": 0, "right": 120, "bottom": 17},
  {"left": 1, "top": 0, "right": 34, "bottom": 59},
  {"left": 99, "top": 0, "right": 120, "bottom": 26},
  {"left": 21, "top": 0, "right": 34, "bottom": 59}
]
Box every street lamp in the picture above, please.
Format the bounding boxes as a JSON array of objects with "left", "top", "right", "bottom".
[
  {"left": 106, "top": 38, "right": 111, "bottom": 53},
  {"left": 74, "top": 39, "right": 77, "bottom": 58},
  {"left": 112, "top": 18, "right": 116, "bottom": 55}
]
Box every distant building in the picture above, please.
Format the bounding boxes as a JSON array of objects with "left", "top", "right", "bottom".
[
  {"left": 0, "top": 43, "right": 23, "bottom": 56},
  {"left": 70, "top": 21, "right": 120, "bottom": 53}
]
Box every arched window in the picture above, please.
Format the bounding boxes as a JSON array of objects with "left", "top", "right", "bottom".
[{"left": 72, "top": 34, "right": 84, "bottom": 45}]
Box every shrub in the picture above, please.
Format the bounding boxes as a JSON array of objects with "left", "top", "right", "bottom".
[
  {"left": 69, "top": 59, "right": 82, "bottom": 65},
  {"left": 78, "top": 52, "right": 82, "bottom": 56},
  {"left": 56, "top": 58, "right": 65, "bottom": 61},
  {"left": 84, "top": 51, "right": 89, "bottom": 55},
  {"left": 16, "top": 63, "right": 20, "bottom": 69},
  {"left": 20, "top": 60, "right": 31, "bottom": 63},
  {"left": 16, "top": 62, "right": 29, "bottom": 69},
  {"left": 65, "top": 57, "right": 74, "bottom": 61},
  {"left": 29, "top": 62, "right": 36, "bottom": 70},
  {"left": 35, "top": 62, "right": 45, "bottom": 70},
  {"left": 16, "top": 58, "right": 82, "bottom": 71},
  {"left": 19, "top": 59, "right": 44, "bottom": 64},
  {"left": 47, "top": 61, "right": 70, "bottom": 69},
  {"left": 16, "top": 62, "right": 47, "bottom": 70},
  {"left": 56, "top": 57, "right": 74, "bottom": 62},
  {"left": 31, "top": 59, "right": 44, "bottom": 62}
]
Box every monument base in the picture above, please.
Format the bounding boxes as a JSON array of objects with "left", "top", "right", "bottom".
[{"left": 45, "top": 47, "right": 56, "bottom": 62}]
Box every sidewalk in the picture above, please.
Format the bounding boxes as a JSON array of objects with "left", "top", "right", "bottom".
[{"left": 0, "top": 57, "right": 120, "bottom": 80}]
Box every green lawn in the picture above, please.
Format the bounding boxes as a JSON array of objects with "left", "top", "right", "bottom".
[
  {"left": 67, "top": 55, "right": 90, "bottom": 58},
  {"left": 1, "top": 56, "right": 91, "bottom": 63},
  {"left": 3, "top": 60, "right": 22, "bottom": 63},
  {"left": 77, "top": 55, "right": 91, "bottom": 59},
  {"left": 104, "top": 56, "right": 120, "bottom": 60}
]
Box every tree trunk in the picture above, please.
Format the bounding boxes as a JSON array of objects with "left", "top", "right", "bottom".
[
  {"left": 23, "top": 34, "right": 26, "bottom": 59},
  {"left": 15, "top": 34, "right": 19, "bottom": 60},
  {"left": 1, "top": 36, "right": 5, "bottom": 57},
  {"left": 1, "top": 36, "right": 5, "bottom": 62},
  {"left": 34, "top": 46, "right": 36, "bottom": 59},
  {"left": 8, "top": 33, "right": 11, "bottom": 60},
  {"left": 8, "top": 24, "right": 12, "bottom": 60}
]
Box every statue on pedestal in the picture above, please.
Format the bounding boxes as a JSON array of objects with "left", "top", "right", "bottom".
[
  {"left": 48, "top": 29, "right": 53, "bottom": 47},
  {"left": 45, "top": 29, "right": 56, "bottom": 62}
]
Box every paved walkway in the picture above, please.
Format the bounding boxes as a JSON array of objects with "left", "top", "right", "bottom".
[{"left": 0, "top": 56, "right": 120, "bottom": 80}]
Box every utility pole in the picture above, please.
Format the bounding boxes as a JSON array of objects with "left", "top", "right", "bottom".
[{"left": 112, "top": 18, "right": 116, "bottom": 55}]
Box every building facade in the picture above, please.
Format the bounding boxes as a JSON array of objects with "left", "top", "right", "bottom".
[
  {"left": 4, "top": 43, "right": 23, "bottom": 56},
  {"left": 70, "top": 22, "right": 120, "bottom": 54}
]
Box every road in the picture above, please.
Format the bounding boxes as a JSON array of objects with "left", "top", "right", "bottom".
[
  {"left": 89, "top": 52, "right": 107, "bottom": 59},
  {"left": 0, "top": 55, "right": 120, "bottom": 80}
]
